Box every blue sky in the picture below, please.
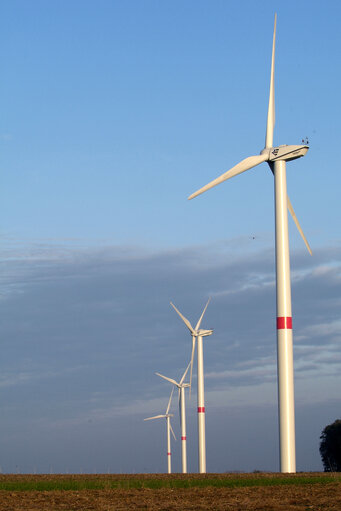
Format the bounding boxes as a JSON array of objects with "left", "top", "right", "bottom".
[{"left": 0, "top": 0, "right": 340, "bottom": 473}]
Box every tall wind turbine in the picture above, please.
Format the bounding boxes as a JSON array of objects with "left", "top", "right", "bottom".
[
  {"left": 170, "top": 300, "right": 213, "bottom": 473},
  {"left": 144, "top": 388, "right": 176, "bottom": 474},
  {"left": 156, "top": 362, "right": 191, "bottom": 473},
  {"left": 188, "top": 14, "right": 311, "bottom": 473}
]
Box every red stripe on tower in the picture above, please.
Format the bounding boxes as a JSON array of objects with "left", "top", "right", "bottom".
[
  {"left": 181, "top": 436, "right": 187, "bottom": 441},
  {"left": 197, "top": 407, "right": 205, "bottom": 413},
  {"left": 167, "top": 452, "right": 171, "bottom": 456},
  {"left": 277, "top": 316, "right": 292, "bottom": 329}
]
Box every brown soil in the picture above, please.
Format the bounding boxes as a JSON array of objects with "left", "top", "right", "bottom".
[{"left": 0, "top": 473, "right": 340, "bottom": 511}]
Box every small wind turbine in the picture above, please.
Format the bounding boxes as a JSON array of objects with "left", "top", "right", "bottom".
[
  {"left": 188, "top": 14, "right": 311, "bottom": 473},
  {"left": 144, "top": 388, "right": 176, "bottom": 474},
  {"left": 170, "top": 300, "right": 212, "bottom": 473},
  {"left": 156, "top": 362, "right": 191, "bottom": 473}
]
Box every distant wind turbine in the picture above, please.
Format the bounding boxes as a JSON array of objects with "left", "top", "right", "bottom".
[
  {"left": 156, "top": 362, "right": 191, "bottom": 473},
  {"left": 144, "top": 388, "right": 176, "bottom": 474},
  {"left": 188, "top": 14, "right": 311, "bottom": 473},
  {"left": 170, "top": 300, "right": 212, "bottom": 473}
]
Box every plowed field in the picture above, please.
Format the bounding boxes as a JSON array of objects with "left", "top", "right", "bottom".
[{"left": 0, "top": 473, "right": 340, "bottom": 510}]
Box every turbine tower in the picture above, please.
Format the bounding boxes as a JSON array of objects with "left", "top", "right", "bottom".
[
  {"left": 170, "top": 300, "right": 212, "bottom": 473},
  {"left": 156, "top": 362, "right": 191, "bottom": 473},
  {"left": 144, "top": 388, "right": 176, "bottom": 474},
  {"left": 188, "top": 14, "right": 311, "bottom": 473}
]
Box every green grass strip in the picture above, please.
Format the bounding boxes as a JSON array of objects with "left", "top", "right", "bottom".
[{"left": 0, "top": 475, "right": 340, "bottom": 492}]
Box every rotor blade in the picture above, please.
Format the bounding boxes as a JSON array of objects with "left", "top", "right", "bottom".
[
  {"left": 178, "top": 388, "right": 181, "bottom": 427},
  {"left": 188, "top": 154, "right": 268, "bottom": 200},
  {"left": 144, "top": 414, "right": 165, "bottom": 421},
  {"left": 268, "top": 165, "right": 312, "bottom": 256},
  {"left": 265, "top": 13, "right": 277, "bottom": 148},
  {"left": 170, "top": 302, "right": 195, "bottom": 334},
  {"left": 189, "top": 336, "right": 196, "bottom": 398},
  {"left": 156, "top": 372, "right": 179, "bottom": 387},
  {"left": 195, "top": 298, "right": 211, "bottom": 331},
  {"left": 170, "top": 420, "right": 177, "bottom": 441},
  {"left": 179, "top": 361, "right": 191, "bottom": 385},
  {"left": 287, "top": 196, "right": 312, "bottom": 255},
  {"left": 166, "top": 387, "right": 174, "bottom": 415}
]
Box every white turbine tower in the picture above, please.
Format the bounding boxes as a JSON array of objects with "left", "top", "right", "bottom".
[
  {"left": 144, "top": 388, "right": 176, "bottom": 474},
  {"left": 170, "top": 300, "right": 212, "bottom": 473},
  {"left": 188, "top": 14, "right": 311, "bottom": 474},
  {"left": 156, "top": 362, "right": 191, "bottom": 473}
]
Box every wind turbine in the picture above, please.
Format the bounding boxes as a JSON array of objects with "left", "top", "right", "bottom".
[
  {"left": 188, "top": 14, "right": 311, "bottom": 473},
  {"left": 156, "top": 362, "right": 191, "bottom": 473},
  {"left": 170, "top": 300, "right": 213, "bottom": 473},
  {"left": 144, "top": 388, "right": 176, "bottom": 474}
]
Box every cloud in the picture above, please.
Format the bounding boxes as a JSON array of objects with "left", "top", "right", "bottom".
[{"left": 0, "top": 237, "right": 340, "bottom": 472}]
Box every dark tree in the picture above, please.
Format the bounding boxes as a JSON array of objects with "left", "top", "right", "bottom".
[{"left": 319, "top": 419, "right": 341, "bottom": 472}]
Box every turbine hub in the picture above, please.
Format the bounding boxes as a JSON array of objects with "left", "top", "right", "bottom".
[{"left": 260, "top": 148, "right": 271, "bottom": 157}]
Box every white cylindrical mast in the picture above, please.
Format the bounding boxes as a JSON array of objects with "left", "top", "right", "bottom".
[
  {"left": 180, "top": 386, "right": 187, "bottom": 473},
  {"left": 197, "top": 335, "right": 206, "bottom": 473},
  {"left": 166, "top": 416, "right": 171, "bottom": 474},
  {"left": 274, "top": 159, "right": 296, "bottom": 473}
]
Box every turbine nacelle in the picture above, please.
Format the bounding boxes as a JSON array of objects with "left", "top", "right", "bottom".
[
  {"left": 263, "top": 144, "right": 309, "bottom": 162},
  {"left": 197, "top": 329, "right": 213, "bottom": 337},
  {"left": 173, "top": 382, "right": 191, "bottom": 389}
]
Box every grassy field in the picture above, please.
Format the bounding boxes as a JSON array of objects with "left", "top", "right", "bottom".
[
  {"left": 0, "top": 472, "right": 340, "bottom": 510},
  {"left": 0, "top": 472, "right": 340, "bottom": 491}
]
